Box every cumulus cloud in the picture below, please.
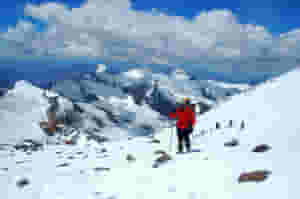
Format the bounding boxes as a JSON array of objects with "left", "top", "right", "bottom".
[{"left": 1, "top": 0, "right": 300, "bottom": 82}]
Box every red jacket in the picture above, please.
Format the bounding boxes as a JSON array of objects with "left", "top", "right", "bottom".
[{"left": 169, "top": 104, "right": 196, "bottom": 130}]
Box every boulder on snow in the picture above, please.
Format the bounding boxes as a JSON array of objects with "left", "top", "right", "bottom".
[
  {"left": 224, "top": 139, "right": 239, "bottom": 147},
  {"left": 86, "top": 132, "right": 109, "bottom": 144},
  {"left": 238, "top": 170, "right": 271, "bottom": 183},
  {"left": 150, "top": 139, "right": 161, "bottom": 144},
  {"left": 154, "top": 149, "right": 167, "bottom": 155},
  {"left": 56, "top": 162, "right": 70, "bottom": 168},
  {"left": 16, "top": 177, "right": 30, "bottom": 188},
  {"left": 216, "top": 122, "right": 221, "bottom": 129},
  {"left": 126, "top": 154, "right": 136, "bottom": 162},
  {"left": 93, "top": 167, "right": 110, "bottom": 172},
  {"left": 14, "top": 139, "right": 43, "bottom": 152},
  {"left": 252, "top": 144, "right": 271, "bottom": 153},
  {"left": 153, "top": 152, "right": 172, "bottom": 168}
]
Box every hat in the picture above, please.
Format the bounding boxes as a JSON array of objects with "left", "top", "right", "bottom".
[{"left": 184, "top": 97, "right": 190, "bottom": 104}]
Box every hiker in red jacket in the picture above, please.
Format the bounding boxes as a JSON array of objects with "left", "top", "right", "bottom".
[{"left": 169, "top": 97, "right": 196, "bottom": 153}]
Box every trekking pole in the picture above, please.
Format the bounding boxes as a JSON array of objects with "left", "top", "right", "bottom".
[{"left": 169, "top": 122, "right": 174, "bottom": 153}]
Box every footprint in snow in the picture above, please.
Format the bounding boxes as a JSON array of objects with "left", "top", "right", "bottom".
[{"left": 168, "top": 185, "right": 177, "bottom": 192}]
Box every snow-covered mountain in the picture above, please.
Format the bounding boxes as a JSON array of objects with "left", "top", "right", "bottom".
[
  {"left": 0, "top": 81, "right": 73, "bottom": 144},
  {"left": 0, "top": 66, "right": 251, "bottom": 147},
  {"left": 170, "top": 67, "right": 190, "bottom": 80},
  {"left": 52, "top": 67, "right": 250, "bottom": 116},
  {"left": 1, "top": 67, "right": 299, "bottom": 199}
]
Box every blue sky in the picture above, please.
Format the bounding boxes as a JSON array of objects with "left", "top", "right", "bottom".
[{"left": 1, "top": 0, "right": 300, "bottom": 83}]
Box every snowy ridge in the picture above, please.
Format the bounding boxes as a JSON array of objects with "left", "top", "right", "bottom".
[{"left": 121, "top": 68, "right": 151, "bottom": 79}]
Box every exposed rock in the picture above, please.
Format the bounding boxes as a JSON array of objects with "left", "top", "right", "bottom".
[
  {"left": 57, "top": 163, "right": 70, "bottom": 168},
  {"left": 252, "top": 144, "right": 271, "bottom": 153},
  {"left": 216, "top": 122, "right": 221, "bottom": 129},
  {"left": 16, "top": 178, "right": 30, "bottom": 188},
  {"left": 153, "top": 152, "right": 172, "bottom": 168},
  {"left": 224, "top": 139, "right": 239, "bottom": 147},
  {"left": 14, "top": 139, "right": 43, "bottom": 152},
  {"left": 238, "top": 170, "right": 271, "bottom": 183},
  {"left": 150, "top": 139, "right": 160, "bottom": 144},
  {"left": 94, "top": 167, "right": 110, "bottom": 172},
  {"left": 101, "top": 148, "right": 108, "bottom": 153},
  {"left": 16, "top": 160, "right": 27, "bottom": 164},
  {"left": 67, "top": 156, "right": 76, "bottom": 160},
  {"left": 86, "top": 132, "right": 109, "bottom": 144},
  {"left": 126, "top": 154, "right": 136, "bottom": 162},
  {"left": 154, "top": 150, "right": 167, "bottom": 155},
  {"left": 128, "top": 136, "right": 133, "bottom": 140}
]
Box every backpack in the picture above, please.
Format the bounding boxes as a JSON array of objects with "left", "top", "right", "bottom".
[{"left": 184, "top": 104, "right": 195, "bottom": 132}]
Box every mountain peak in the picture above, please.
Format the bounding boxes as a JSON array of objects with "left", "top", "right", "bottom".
[
  {"left": 96, "top": 63, "right": 107, "bottom": 73},
  {"left": 122, "top": 67, "right": 152, "bottom": 79},
  {"left": 170, "top": 68, "right": 190, "bottom": 80}
]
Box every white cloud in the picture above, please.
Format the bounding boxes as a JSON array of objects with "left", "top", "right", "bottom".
[{"left": 1, "top": 0, "right": 300, "bottom": 82}]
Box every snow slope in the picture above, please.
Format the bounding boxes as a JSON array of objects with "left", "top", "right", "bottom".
[{"left": 1, "top": 68, "right": 298, "bottom": 198}]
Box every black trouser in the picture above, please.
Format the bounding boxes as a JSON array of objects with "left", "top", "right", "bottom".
[{"left": 177, "top": 127, "right": 193, "bottom": 152}]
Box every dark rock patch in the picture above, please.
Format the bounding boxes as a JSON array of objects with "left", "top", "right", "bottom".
[
  {"left": 93, "top": 167, "right": 110, "bottom": 172},
  {"left": 224, "top": 139, "right": 239, "bottom": 147},
  {"left": 16, "top": 160, "right": 27, "bottom": 165},
  {"left": 101, "top": 148, "right": 108, "bottom": 153},
  {"left": 128, "top": 137, "right": 133, "bottom": 140},
  {"left": 154, "top": 150, "right": 167, "bottom": 155},
  {"left": 1, "top": 168, "right": 8, "bottom": 171},
  {"left": 126, "top": 154, "right": 136, "bottom": 162},
  {"left": 153, "top": 153, "right": 172, "bottom": 168},
  {"left": 150, "top": 139, "right": 160, "bottom": 144},
  {"left": 252, "top": 144, "right": 271, "bottom": 153},
  {"left": 86, "top": 132, "right": 109, "bottom": 144},
  {"left": 16, "top": 178, "right": 30, "bottom": 188},
  {"left": 67, "top": 156, "right": 76, "bottom": 160},
  {"left": 14, "top": 139, "right": 43, "bottom": 152},
  {"left": 57, "top": 163, "right": 70, "bottom": 168},
  {"left": 238, "top": 170, "right": 271, "bottom": 183}
]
